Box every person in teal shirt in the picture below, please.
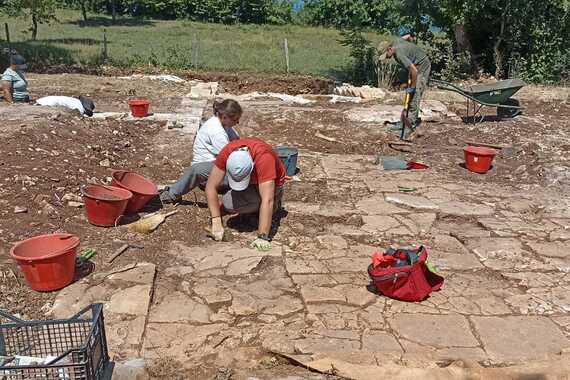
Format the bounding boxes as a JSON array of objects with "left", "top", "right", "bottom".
[{"left": 2, "top": 55, "right": 30, "bottom": 103}]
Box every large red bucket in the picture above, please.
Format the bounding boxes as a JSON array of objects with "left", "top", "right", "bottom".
[
  {"left": 464, "top": 146, "right": 498, "bottom": 174},
  {"left": 11, "top": 233, "right": 80, "bottom": 291},
  {"left": 81, "top": 184, "right": 133, "bottom": 226},
  {"left": 111, "top": 170, "right": 158, "bottom": 214},
  {"left": 128, "top": 99, "right": 150, "bottom": 118}
]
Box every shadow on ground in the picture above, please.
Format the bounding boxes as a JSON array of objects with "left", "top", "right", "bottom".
[
  {"left": 0, "top": 41, "right": 76, "bottom": 70},
  {"left": 41, "top": 38, "right": 103, "bottom": 46},
  {"left": 69, "top": 17, "right": 155, "bottom": 27}
]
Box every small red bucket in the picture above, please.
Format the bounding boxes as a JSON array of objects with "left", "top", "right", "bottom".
[
  {"left": 11, "top": 233, "right": 80, "bottom": 291},
  {"left": 81, "top": 184, "right": 133, "bottom": 226},
  {"left": 464, "top": 146, "right": 498, "bottom": 174},
  {"left": 128, "top": 99, "right": 150, "bottom": 118},
  {"left": 111, "top": 170, "right": 158, "bottom": 214}
]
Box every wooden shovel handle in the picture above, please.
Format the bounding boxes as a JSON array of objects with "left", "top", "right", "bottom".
[{"left": 164, "top": 210, "right": 178, "bottom": 218}]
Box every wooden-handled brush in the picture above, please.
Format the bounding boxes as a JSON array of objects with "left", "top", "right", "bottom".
[{"left": 128, "top": 210, "right": 178, "bottom": 234}]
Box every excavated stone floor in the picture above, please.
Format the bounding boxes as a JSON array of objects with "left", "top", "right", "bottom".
[
  {"left": 45, "top": 83, "right": 570, "bottom": 378},
  {"left": 52, "top": 153, "right": 570, "bottom": 374}
]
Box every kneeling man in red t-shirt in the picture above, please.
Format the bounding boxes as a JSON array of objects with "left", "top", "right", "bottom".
[{"left": 205, "top": 138, "right": 286, "bottom": 251}]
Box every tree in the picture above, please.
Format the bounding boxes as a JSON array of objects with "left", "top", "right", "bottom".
[
  {"left": 431, "top": 0, "right": 569, "bottom": 81},
  {"left": 79, "top": 0, "right": 88, "bottom": 21},
  {"left": 5, "top": 0, "right": 58, "bottom": 40}
]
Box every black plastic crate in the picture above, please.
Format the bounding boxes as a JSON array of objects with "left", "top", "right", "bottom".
[{"left": 0, "top": 304, "right": 109, "bottom": 380}]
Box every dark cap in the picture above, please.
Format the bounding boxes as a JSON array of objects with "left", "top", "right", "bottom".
[
  {"left": 398, "top": 26, "right": 415, "bottom": 38},
  {"left": 10, "top": 54, "right": 27, "bottom": 68},
  {"left": 78, "top": 96, "right": 95, "bottom": 117}
]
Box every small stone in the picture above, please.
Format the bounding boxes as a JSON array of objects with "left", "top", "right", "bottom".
[
  {"left": 14, "top": 206, "right": 28, "bottom": 214},
  {"left": 67, "top": 201, "right": 84, "bottom": 208},
  {"left": 40, "top": 201, "right": 58, "bottom": 216},
  {"left": 111, "top": 358, "right": 149, "bottom": 380},
  {"left": 385, "top": 194, "right": 439, "bottom": 211},
  {"left": 62, "top": 193, "right": 82, "bottom": 203},
  {"left": 99, "top": 159, "right": 111, "bottom": 167},
  {"left": 514, "top": 165, "right": 527, "bottom": 175},
  {"left": 501, "top": 146, "right": 517, "bottom": 158}
]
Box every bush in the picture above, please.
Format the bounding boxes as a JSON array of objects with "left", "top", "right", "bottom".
[
  {"left": 551, "top": 50, "right": 570, "bottom": 85},
  {"left": 419, "top": 32, "right": 473, "bottom": 81},
  {"left": 338, "top": 28, "right": 376, "bottom": 85}
]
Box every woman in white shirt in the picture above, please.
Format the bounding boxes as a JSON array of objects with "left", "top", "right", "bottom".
[{"left": 159, "top": 99, "right": 242, "bottom": 204}]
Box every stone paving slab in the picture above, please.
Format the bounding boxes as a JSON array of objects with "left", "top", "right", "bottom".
[
  {"left": 50, "top": 263, "right": 156, "bottom": 358},
  {"left": 428, "top": 235, "right": 484, "bottom": 271},
  {"left": 466, "top": 237, "right": 546, "bottom": 271},
  {"left": 436, "top": 201, "right": 494, "bottom": 217},
  {"left": 149, "top": 291, "right": 212, "bottom": 323},
  {"left": 389, "top": 314, "right": 479, "bottom": 348},
  {"left": 472, "top": 316, "right": 570, "bottom": 362}
]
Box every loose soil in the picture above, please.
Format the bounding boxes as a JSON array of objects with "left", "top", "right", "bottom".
[{"left": 33, "top": 68, "right": 335, "bottom": 95}]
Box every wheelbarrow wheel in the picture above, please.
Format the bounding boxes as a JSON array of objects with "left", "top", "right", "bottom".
[{"left": 497, "top": 98, "right": 522, "bottom": 119}]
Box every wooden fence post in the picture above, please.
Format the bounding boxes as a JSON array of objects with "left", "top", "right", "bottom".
[
  {"left": 4, "top": 23, "right": 12, "bottom": 56},
  {"left": 102, "top": 29, "right": 108, "bottom": 63},
  {"left": 283, "top": 38, "right": 290, "bottom": 73},
  {"left": 192, "top": 33, "right": 199, "bottom": 70}
]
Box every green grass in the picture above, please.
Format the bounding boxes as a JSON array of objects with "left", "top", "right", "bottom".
[{"left": 0, "top": 10, "right": 385, "bottom": 77}]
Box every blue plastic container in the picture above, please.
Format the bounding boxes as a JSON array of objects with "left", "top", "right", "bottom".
[{"left": 274, "top": 146, "right": 298, "bottom": 176}]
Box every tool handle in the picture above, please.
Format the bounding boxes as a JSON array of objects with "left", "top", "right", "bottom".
[
  {"left": 108, "top": 244, "right": 129, "bottom": 264},
  {"left": 164, "top": 210, "right": 179, "bottom": 218}
]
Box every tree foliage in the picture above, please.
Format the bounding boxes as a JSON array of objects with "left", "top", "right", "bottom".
[
  {"left": 68, "top": 0, "right": 295, "bottom": 24},
  {"left": 302, "top": 0, "right": 403, "bottom": 31},
  {"left": 431, "top": 0, "right": 569, "bottom": 82},
  {"left": 4, "top": 0, "right": 58, "bottom": 40},
  {"left": 306, "top": 0, "right": 569, "bottom": 83},
  {"left": 2, "top": 0, "right": 567, "bottom": 83}
]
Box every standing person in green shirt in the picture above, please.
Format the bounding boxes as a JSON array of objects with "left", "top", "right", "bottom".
[
  {"left": 2, "top": 55, "right": 30, "bottom": 103},
  {"left": 377, "top": 39, "right": 431, "bottom": 140}
]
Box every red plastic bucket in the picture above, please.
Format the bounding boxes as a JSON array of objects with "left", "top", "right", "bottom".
[
  {"left": 128, "top": 99, "right": 150, "bottom": 118},
  {"left": 81, "top": 184, "right": 133, "bottom": 226},
  {"left": 11, "top": 233, "right": 80, "bottom": 291},
  {"left": 464, "top": 146, "right": 498, "bottom": 174},
  {"left": 111, "top": 170, "right": 158, "bottom": 214}
]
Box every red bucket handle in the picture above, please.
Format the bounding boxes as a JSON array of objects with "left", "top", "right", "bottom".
[
  {"left": 112, "top": 170, "right": 127, "bottom": 182},
  {"left": 58, "top": 233, "right": 80, "bottom": 245}
]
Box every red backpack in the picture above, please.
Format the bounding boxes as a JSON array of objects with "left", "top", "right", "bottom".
[{"left": 368, "top": 246, "right": 444, "bottom": 302}]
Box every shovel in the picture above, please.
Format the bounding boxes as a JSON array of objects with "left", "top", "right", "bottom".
[
  {"left": 128, "top": 210, "right": 178, "bottom": 234},
  {"left": 400, "top": 94, "right": 413, "bottom": 140}
]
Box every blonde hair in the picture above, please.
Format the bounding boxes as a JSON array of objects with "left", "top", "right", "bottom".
[{"left": 213, "top": 99, "right": 242, "bottom": 118}]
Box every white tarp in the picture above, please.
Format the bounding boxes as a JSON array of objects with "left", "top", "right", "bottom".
[
  {"left": 238, "top": 92, "right": 315, "bottom": 105},
  {"left": 118, "top": 74, "right": 186, "bottom": 82}
]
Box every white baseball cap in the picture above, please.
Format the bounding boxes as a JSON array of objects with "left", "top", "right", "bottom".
[{"left": 227, "top": 149, "right": 254, "bottom": 191}]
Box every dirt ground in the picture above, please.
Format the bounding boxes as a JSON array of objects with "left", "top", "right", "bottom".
[
  {"left": 0, "top": 73, "right": 569, "bottom": 379},
  {"left": 39, "top": 67, "right": 336, "bottom": 95}
]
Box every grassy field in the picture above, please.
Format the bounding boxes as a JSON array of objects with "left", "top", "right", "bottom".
[{"left": 0, "top": 10, "right": 385, "bottom": 77}]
